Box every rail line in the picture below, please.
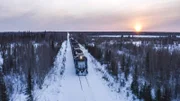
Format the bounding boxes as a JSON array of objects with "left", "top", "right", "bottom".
[
  {"left": 78, "top": 76, "right": 96, "bottom": 101},
  {"left": 85, "top": 77, "right": 97, "bottom": 101},
  {"left": 78, "top": 76, "right": 87, "bottom": 101}
]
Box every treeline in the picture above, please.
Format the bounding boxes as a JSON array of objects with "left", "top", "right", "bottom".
[
  {"left": 0, "top": 32, "right": 67, "bottom": 43},
  {"left": 0, "top": 72, "right": 9, "bottom": 101},
  {"left": 70, "top": 32, "right": 180, "bottom": 36}
]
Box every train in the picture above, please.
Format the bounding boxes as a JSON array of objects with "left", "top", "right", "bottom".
[{"left": 69, "top": 37, "right": 88, "bottom": 76}]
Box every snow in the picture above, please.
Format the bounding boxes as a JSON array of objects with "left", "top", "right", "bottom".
[
  {"left": 117, "top": 50, "right": 124, "bottom": 55},
  {"left": 60, "top": 33, "right": 120, "bottom": 101},
  {"left": 88, "top": 43, "right": 95, "bottom": 47},
  {"left": 33, "top": 33, "right": 134, "bottom": 101},
  {"left": 151, "top": 88, "right": 155, "bottom": 99},
  {"left": 33, "top": 43, "right": 42, "bottom": 49},
  {"left": 92, "top": 35, "right": 168, "bottom": 38},
  {"left": 34, "top": 40, "right": 67, "bottom": 101},
  {"left": 61, "top": 34, "right": 114, "bottom": 101},
  {"left": 59, "top": 36, "right": 85, "bottom": 101},
  {"left": 154, "top": 44, "right": 180, "bottom": 52},
  {"left": 1, "top": 51, "right": 27, "bottom": 101},
  {"left": 80, "top": 45, "right": 134, "bottom": 101},
  {"left": 132, "top": 41, "right": 142, "bottom": 47},
  {"left": 12, "top": 93, "right": 27, "bottom": 101},
  {"left": 132, "top": 35, "right": 166, "bottom": 38},
  {"left": 5, "top": 74, "right": 27, "bottom": 101},
  {"left": 2, "top": 33, "right": 179, "bottom": 101},
  {"left": 123, "top": 41, "right": 142, "bottom": 47}
]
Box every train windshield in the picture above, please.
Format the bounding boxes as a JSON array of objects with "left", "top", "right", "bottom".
[{"left": 78, "top": 61, "right": 86, "bottom": 68}]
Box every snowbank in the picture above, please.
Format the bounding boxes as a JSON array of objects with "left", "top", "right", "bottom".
[
  {"left": 34, "top": 41, "right": 67, "bottom": 101},
  {"left": 80, "top": 45, "right": 135, "bottom": 101},
  {"left": 4, "top": 74, "right": 27, "bottom": 101}
]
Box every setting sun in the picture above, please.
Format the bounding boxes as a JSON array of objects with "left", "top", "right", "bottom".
[{"left": 134, "top": 24, "right": 142, "bottom": 32}]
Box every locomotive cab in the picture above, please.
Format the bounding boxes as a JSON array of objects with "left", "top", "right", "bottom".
[{"left": 74, "top": 55, "right": 88, "bottom": 76}]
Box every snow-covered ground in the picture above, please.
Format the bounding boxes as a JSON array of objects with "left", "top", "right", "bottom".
[
  {"left": 80, "top": 45, "right": 134, "bottom": 101},
  {"left": 154, "top": 44, "right": 180, "bottom": 52},
  {"left": 5, "top": 74, "right": 27, "bottom": 101},
  {"left": 2, "top": 33, "right": 180, "bottom": 101},
  {"left": 60, "top": 34, "right": 118, "bottom": 101},
  {"left": 92, "top": 35, "right": 173, "bottom": 38},
  {"left": 14, "top": 33, "right": 136, "bottom": 101},
  {"left": 1, "top": 52, "right": 27, "bottom": 101},
  {"left": 34, "top": 40, "right": 67, "bottom": 101},
  {"left": 33, "top": 33, "right": 134, "bottom": 101}
]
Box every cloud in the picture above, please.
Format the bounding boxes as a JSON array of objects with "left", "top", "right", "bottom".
[{"left": 0, "top": 0, "right": 179, "bottom": 31}]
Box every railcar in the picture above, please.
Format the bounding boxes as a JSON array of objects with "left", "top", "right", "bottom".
[{"left": 70, "top": 36, "right": 88, "bottom": 76}]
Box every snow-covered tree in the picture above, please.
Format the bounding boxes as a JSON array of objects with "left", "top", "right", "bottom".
[
  {"left": 26, "top": 68, "right": 33, "bottom": 101},
  {"left": 0, "top": 73, "right": 9, "bottom": 101}
]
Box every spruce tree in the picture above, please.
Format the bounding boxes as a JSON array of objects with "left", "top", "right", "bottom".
[
  {"left": 110, "top": 60, "right": 118, "bottom": 77},
  {"left": 104, "top": 50, "right": 109, "bottom": 62},
  {"left": 97, "top": 48, "right": 102, "bottom": 61},
  {"left": 0, "top": 73, "right": 9, "bottom": 101},
  {"left": 143, "top": 83, "right": 152, "bottom": 101},
  {"left": 125, "top": 56, "right": 130, "bottom": 81},
  {"left": 155, "top": 87, "right": 162, "bottom": 101},
  {"left": 145, "top": 85, "right": 152, "bottom": 101},
  {"left": 145, "top": 51, "right": 150, "bottom": 74},
  {"left": 162, "top": 87, "right": 171, "bottom": 101},
  {"left": 0, "top": 82, "right": 9, "bottom": 101},
  {"left": 104, "top": 50, "right": 111, "bottom": 62},
  {"left": 131, "top": 65, "right": 139, "bottom": 97},
  {"left": 121, "top": 54, "right": 125, "bottom": 72},
  {"left": 26, "top": 69, "right": 33, "bottom": 101}
]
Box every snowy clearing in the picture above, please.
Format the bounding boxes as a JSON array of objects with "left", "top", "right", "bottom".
[
  {"left": 34, "top": 41, "right": 67, "bottom": 101},
  {"left": 60, "top": 35, "right": 118, "bottom": 101},
  {"left": 32, "top": 34, "right": 134, "bottom": 101},
  {"left": 91, "top": 35, "right": 174, "bottom": 38}
]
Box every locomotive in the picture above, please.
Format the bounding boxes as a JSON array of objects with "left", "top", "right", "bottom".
[{"left": 70, "top": 37, "right": 88, "bottom": 76}]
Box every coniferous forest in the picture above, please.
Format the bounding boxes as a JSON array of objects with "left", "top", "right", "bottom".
[
  {"left": 0, "top": 32, "right": 67, "bottom": 101},
  {"left": 1, "top": 32, "right": 180, "bottom": 101},
  {"left": 72, "top": 32, "right": 180, "bottom": 101}
]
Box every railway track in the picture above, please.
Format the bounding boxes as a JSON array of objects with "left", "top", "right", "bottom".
[{"left": 78, "top": 76, "right": 96, "bottom": 101}]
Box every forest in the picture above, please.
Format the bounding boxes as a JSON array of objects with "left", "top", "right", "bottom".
[
  {"left": 1, "top": 32, "right": 180, "bottom": 101},
  {"left": 73, "top": 32, "right": 180, "bottom": 101},
  {"left": 0, "top": 32, "right": 67, "bottom": 101}
]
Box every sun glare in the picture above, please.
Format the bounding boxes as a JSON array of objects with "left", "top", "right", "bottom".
[{"left": 134, "top": 24, "right": 142, "bottom": 32}]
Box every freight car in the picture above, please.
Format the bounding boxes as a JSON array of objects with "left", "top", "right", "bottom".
[{"left": 70, "top": 36, "right": 88, "bottom": 76}]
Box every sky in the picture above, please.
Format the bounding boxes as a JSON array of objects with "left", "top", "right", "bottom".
[{"left": 0, "top": 0, "right": 180, "bottom": 32}]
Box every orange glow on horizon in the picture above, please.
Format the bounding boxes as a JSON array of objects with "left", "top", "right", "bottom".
[{"left": 134, "top": 24, "right": 142, "bottom": 32}]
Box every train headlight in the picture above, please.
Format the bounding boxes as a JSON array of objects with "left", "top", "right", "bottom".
[{"left": 80, "top": 56, "right": 83, "bottom": 60}]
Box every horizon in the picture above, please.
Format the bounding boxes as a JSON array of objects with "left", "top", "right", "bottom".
[{"left": 0, "top": 31, "right": 180, "bottom": 33}]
